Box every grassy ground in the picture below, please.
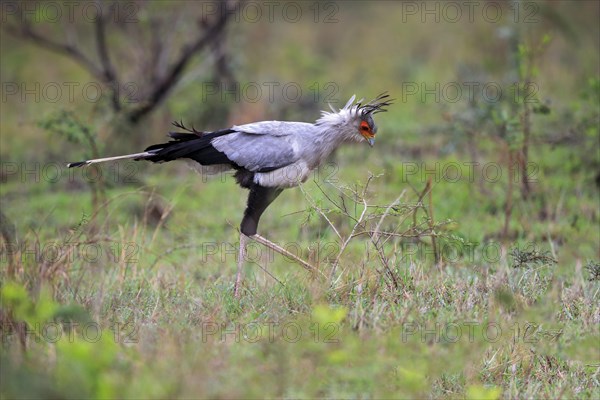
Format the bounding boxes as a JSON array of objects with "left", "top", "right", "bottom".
[{"left": 1, "top": 1, "right": 599, "bottom": 398}]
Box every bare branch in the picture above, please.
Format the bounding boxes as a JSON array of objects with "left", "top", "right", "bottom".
[
  {"left": 330, "top": 185, "right": 369, "bottom": 284},
  {"left": 4, "top": 1, "right": 241, "bottom": 124},
  {"left": 4, "top": 23, "right": 103, "bottom": 79},
  {"left": 127, "top": 2, "right": 237, "bottom": 123},
  {"left": 3, "top": 4, "right": 121, "bottom": 111},
  {"left": 94, "top": 1, "right": 120, "bottom": 111}
]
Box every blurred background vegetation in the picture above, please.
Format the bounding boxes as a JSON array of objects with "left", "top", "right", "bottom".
[{"left": 1, "top": 1, "right": 599, "bottom": 398}]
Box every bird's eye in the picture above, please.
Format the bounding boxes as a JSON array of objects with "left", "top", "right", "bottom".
[{"left": 360, "top": 122, "right": 370, "bottom": 131}]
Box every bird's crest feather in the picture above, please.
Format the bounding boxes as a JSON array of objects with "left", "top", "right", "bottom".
[{"left": 317, "top": 92, "right": 394, "bottom": 127}]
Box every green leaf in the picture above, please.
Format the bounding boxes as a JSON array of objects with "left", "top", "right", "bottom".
[
  {"left": 466, "top": 384, "right": 501, "bottom": 400},
  {"left": 533, "top": 104, "right": 551, "bottom": 115},
  {"left": 312, "top": 304, "right": 348, "bottom": 325}
]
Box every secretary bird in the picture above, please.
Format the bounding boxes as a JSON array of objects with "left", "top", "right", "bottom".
[{"left": 68, "top": 93, "right": 393, "bottom": 295}]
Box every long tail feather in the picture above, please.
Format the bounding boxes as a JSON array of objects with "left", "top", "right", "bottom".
[
  {"left": 67, "top": 151, "right": 155, "bottom": 168},
  {"left": 67, "top": 127, "right": 235, "bottom": 168}
]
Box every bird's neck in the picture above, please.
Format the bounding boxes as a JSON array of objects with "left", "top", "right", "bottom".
[
  {"left": 314, "top": 107, "right": 361, "bottom": 146},
  {"left": 306, "top": 125, "right": 357, "bottom": 169}
]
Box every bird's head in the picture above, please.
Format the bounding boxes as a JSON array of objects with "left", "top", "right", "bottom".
[
  {"left": 316, "top": 92, "right": 394, "bottom": 147},
  {"left": 358, "top": 113, "right": 377, "bottom": 147}
]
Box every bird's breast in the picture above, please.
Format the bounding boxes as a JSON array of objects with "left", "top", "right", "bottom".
[{"left": 253, "top": 160, "right": 311, "bottom": 188}]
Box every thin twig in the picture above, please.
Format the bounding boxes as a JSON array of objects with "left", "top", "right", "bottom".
[
  {"left": 426, "top": 177, "right": 440, "bottom": 265},
  {"left": 373, "top": 189, "right": 407, "bottom": 243},
  {"left": 330, "top": 176, "right": 373, "bottom": 284},
  {"left": 248, "top": 259, "right": 286, "bottom": 289},
  {"left": 299, "top": 184, "right": 342, "bottom": 241}
]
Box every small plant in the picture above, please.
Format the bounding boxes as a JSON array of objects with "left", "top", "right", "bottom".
[
  {"left": 300, "top": 174, "right": 451, "bottom": 295},
  {"left": 510, "top": 246, "right": 557, "bottom": 268},
  {"left": 584, "top": 261, "right": 600, "bottom": 281},
  {"left": 38, "top": 110, "right": 105, "bottom": 215}
]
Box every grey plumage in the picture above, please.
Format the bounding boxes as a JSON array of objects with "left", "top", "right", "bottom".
[{"left": 211, "top": 128, "right": 300, "bottom": 173}]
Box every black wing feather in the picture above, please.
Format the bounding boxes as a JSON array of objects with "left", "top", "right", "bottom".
[{"left": 144, "top": 128, "right": 235, "bottom": 165}]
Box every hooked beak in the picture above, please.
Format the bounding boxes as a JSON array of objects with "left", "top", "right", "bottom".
[
  {"left": 361, "top": 133, "right": 375, "bottom": 147},
  {"left": 360, "top": 131, "right": 375, "bottom": 147}
]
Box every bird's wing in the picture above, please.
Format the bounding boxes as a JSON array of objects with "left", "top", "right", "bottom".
[
  {"left": 212, "top": 122, "right": 310, "bottom": 172},
  {"left": 230, "top": 121, "right": 311, "bottom": 136}
]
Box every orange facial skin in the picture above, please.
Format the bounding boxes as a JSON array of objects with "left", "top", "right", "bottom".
[{"left": 359, "top": 120, "right": 375, "bottom": 146}]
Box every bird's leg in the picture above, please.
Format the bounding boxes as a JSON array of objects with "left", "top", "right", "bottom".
[
  {"left": 250, "top": 234, "right": 325, "bottom": 279},
  {"left": 235, "top": 184, "right": 325, "bottom": 293},
  {"left": 234, "top": 233, "right": 248, "bottom": 298}
]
